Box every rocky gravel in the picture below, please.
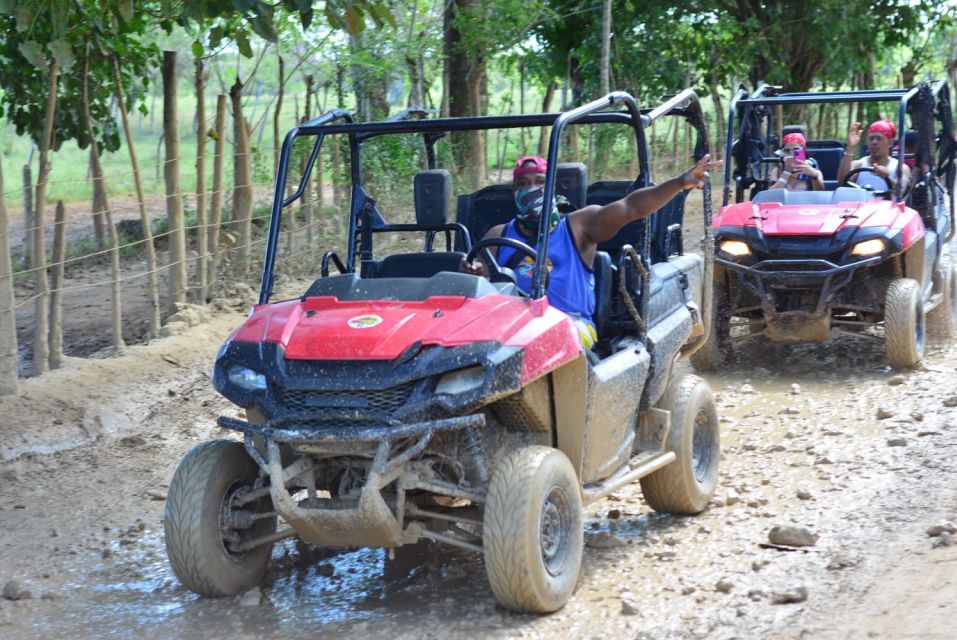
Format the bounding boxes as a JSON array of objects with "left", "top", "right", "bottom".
[{"left": 0, "top": 299, "right": 956, "bottom": 639}]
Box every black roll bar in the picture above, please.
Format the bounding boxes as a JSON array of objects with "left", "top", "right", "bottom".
[{"left": 260, "top": 109, "right": 354, "bottom": 304}]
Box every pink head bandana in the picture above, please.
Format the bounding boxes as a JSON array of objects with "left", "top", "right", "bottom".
[
  {"left": 782, "top": 132, "right": 806, "bottom": 147},
  {"left": 867, "top": 119, "right": 896, "bottom": 140}
]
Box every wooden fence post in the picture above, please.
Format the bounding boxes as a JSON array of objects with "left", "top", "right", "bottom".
[
  {"left": 0, "top": 154, "right": 18, "bottom": 394},
  {"left": 48, "top": 200, "right": 66, "bottom": 369}
]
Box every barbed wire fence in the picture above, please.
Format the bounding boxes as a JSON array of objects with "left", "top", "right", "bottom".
[{"left": 0, "top": 142, "right": 357, "bottom": 386}]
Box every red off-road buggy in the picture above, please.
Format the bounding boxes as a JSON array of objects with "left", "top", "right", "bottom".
[
  {"left": 692, "top": 81, "right": 957, "bottom": 370},
  {"left": 163, "top": 91, "right": 720, "bottom": 613}
]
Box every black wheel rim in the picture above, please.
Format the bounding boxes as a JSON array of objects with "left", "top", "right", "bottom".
[
  {"left": 540, "top": 485, "right": 572, "bottom": 577},
  {"left": 691, "top": 409, "right": 714, "bottom": 484},
  {"left": 219, "top": 480, "right": 255, "bottom": 560}
]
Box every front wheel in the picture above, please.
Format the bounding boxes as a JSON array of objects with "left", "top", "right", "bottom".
[
  {"left": 927, "top": 257, "right": 956, "bottom": 341},
  {"left": 640, "top": 374, "right": 720, "bottom": 514},
  {"left": 483, "top": 446, "right": 583, "bottom": 613},
  {"left": 884, "top": 278, "right": 925, "bottom": 368},
  {"left": 164, "top": 440, "right": 277, "bottom": 596}
]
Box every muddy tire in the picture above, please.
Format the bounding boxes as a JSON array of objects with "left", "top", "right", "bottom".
[
  {"left": 640, "top": 374, "right": 719, "bottom": 515},
  {"left": 690, "top": 281, "right": 731, "bottom": 372},
  {"left": 483, "top": 446, "right": 583, "bottom": 613},
  {"left": 884, "top": 278, "right": 925, "bottom": 368},
  {"left": 927, "top": 257, "right": 956, "bottom": 341},
  {"left": 164, "top": 440, "right": 276, "bottom": 597}
]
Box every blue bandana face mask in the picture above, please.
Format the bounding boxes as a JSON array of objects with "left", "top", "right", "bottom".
[{"left": 514, "top": 187, "right": 561, "bottom": 232}]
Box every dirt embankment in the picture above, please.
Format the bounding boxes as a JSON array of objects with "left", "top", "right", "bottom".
[{"left": 0, "top": 300, "right": 956, "bottom": 639}]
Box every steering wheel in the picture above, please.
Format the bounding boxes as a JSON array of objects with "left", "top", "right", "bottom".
[
  {"left": 840, "top": 167, "right": 894, "bottom": 198},
  {"left": 464, "top": 237, "right": 538, "bottom": 286}
]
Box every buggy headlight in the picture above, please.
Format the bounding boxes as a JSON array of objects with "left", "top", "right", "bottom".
[
  {"left": 436, "top": 366, "right": 485, "bottom": 395},
  {"left": 850, "top": 239, "right": 884, "bottom": 257},
  {"left": 228, "top": 364, "right": 268, "bottom": 391},
  {"left": 719, "top": 240, "right": 751, "bottom": 257}
]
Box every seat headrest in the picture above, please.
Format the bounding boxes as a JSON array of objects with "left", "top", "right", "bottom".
[
  {"left": 556, "top": 163, "right": 588, "bottom": 210},
  {"left": 414, "top": 169, "right": 452, "bottom": 225}
]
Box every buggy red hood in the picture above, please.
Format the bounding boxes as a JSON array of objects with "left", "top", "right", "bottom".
[
  {"left": 716, "top": 199, "right": 923, "bottom": 241},
  {"left": 228, "top": 294, "right": 581, "bottom": 381}
]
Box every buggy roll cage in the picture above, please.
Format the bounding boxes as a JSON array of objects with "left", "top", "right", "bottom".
[
  {"left": 259, "top": 90, "right": 712, "bottom": 311},
  {"left": 722, "top": 80, "right": 956, "bottom": 211}
]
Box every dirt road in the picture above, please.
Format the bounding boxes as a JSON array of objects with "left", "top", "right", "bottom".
[{"left": 1, "top": 298, "right": 956, "bottom": 639}]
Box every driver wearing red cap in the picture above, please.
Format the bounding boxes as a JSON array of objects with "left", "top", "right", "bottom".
[
  {"left": 462, "top": 153, "right": 720, "bottom": 349},
  {"left": 838, "top": 119, "right": 910, "bottom": 194}
]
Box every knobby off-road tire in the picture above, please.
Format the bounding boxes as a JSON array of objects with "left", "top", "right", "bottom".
[
  {"left": 689, "top": 281, "right": 731, "bottom": 372},
  {"left": 164, "top": 440, "right": 276, "bottom": 597},
  {"left": 483, "top": 446, "right": 583, "bottom": 613},
  {"left": 884, "top": 278, "right": 925, "bottom": 369},
  {"left": 640, "top": 374, "right": 720, "bottom": 515},
  {"left": 927, "top": 257, "right": 956, "bottom": 341}
]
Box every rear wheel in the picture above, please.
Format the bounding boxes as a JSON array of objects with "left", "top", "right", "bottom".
[
  {"left": 483, "top": 446, "right": 583, "bottom": 613},
  {"left": 164, "top": 440, "right": 276, "bottom": 596},
  {"left": 640, "top": 374, "right": 720, "bottom": 514},
  {"left": 884, "top": 278, "right": 925, "bottom": 368},
  {"left": 927, "top": 257, "right": 956, "bottom": 341}
]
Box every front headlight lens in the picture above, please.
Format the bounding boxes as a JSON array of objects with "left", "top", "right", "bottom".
[
  {"left": 850, "top": 239, "right": 884, "bottom": 257},
  {"left": 228, "top": 364, "right": 268, "bottom": 391},
  {"left": 435, "top": 366, "right": 485, "bottom": 395},
  {"left": 719, "top": 240, "right": 751, "bottom": 257}
]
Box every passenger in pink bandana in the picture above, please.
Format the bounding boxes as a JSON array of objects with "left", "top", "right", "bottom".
[{"left": 839, "top": 119, "right": 911, "bottom": 193}]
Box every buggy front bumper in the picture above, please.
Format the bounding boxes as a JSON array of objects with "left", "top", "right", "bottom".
[{"left": 218, "top": 413, "right": 486, "bottom": 548}]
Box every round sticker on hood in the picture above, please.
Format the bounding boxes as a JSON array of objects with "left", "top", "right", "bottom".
[
  {"left": 797, "top": 208, "right": 820, "bottom": 216},
  {"left": 347, "top": 314, "right": 383, "bottom": 329}
]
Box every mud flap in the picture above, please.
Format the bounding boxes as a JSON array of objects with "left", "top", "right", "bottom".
[{"left": 636, "top": 407, "right": 672, "bottom": 453}]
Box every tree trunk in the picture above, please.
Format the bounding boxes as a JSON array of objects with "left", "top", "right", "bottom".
[
  {"left": 444, "top": 0, "right": 487, "bottom": 191},
  {"left": 231, "top": 78, "right": 253, "bottom": 278},
  {"left": 22, "top": 163, "right": 32, "bottom": 268},
  {"left": 273, "top": 53, "right": 284, "bottom": 180},
  {"left": 709, "top": 87, "right": 725, "bottom": 162},
  {"left": 0, "top": 151, "right": 18, "bottom": 393},
  {"left": 111, "top": 52, "right": 160, "bottom": 337},
  {"left": 82, "top": 47, "right": 124, "bottom": 355},
  {"left": 89, "top": 152, "right": 105, "bottom": 250},
  {"left": 195, "top": 57, "right": 208, "bottom": 302},
  {"left": 48, "top": 200, "right": 66, "bottom": 369},
  {"left": 303, "top": 74, "right": 315, "bottom": 262},
  {"left": 209, "top": 95, "right": 227, "bottom": 277},
  {"left": 537, "top": 82, "right": 556, "bottom": 157},
  {"left": 32, "top": 59, "right": 58, "bottom": 376},
  {"left": 600, "top": 0, "right": 612, "bottom": 96},
  {"left": 163, "top": 51, "right": 188, "bottom": 310}
]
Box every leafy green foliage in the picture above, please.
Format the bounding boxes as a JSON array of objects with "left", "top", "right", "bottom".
[{"left": 0, "top": 4, "right": 157, "bottom": 151}]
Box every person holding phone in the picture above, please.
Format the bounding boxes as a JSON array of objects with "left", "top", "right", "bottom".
[{"left": 771, "top": 132, "right": 824, "bottom": 191}]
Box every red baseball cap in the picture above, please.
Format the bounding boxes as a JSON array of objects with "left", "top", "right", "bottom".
[
  {"left": 867, "top": 119, "right": 896, "bottom": 140},
  {"left": 782, "top": 132, "right": 806, "bottom": 147},
  {"left": 513, "top": 155, "right": 547, "bottom": 180}
]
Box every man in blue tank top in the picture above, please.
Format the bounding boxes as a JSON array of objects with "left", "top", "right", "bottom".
[{"left": 463, "top": 154, "right": 718, "bottom": 349}]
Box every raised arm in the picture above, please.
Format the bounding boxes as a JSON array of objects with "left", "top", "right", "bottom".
[
  {"left": 838, "top": 122, "right": 863, "bottom": 182},
  {"left": 576, "top": 155, "right": 721, "bottom": 245}
]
